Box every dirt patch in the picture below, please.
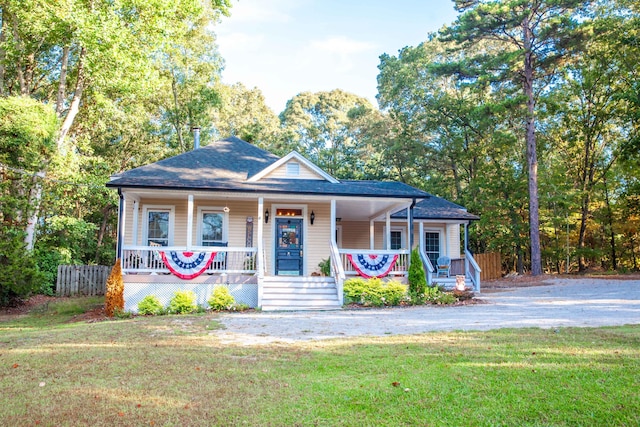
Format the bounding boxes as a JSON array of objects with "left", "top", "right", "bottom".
[
  {"left": 0, "top": 295, "right": 58, "bottom": 317},
  {"left": 0, "top": 295, "right": 109, "bottom": 323}
]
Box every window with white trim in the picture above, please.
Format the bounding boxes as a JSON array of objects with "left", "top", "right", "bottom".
[
  {"left": 197, "top": 207, "right": 228, "bottom": 246},
  {"left": 424, "top": 231, "right": 441, "bottom": 266},
  {"left": 143, "top": 206, "right": 175, "bottom": 246},
  {"left": 383, "top": 226, "right": 406, "bottom": 250}
]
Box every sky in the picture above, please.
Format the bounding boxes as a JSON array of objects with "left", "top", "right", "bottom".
[{"left": 215, "top": 0, "right": 460, "bottom": 114}]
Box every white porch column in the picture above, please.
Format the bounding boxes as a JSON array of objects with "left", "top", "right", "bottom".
[
  {"left": 186, "top": 194, "right": 194, "bottom": 249},
  {"left": 419, "top": 222, "right": 425, "bottom": 253},
  {"left": 385, "top": 211, "right": 391, "bottom": 250},
  {"left": 257, "top": 197, "right": 264, "bottom": 306},
  {"left": 330, "top": 199, "right": 336, "bottom": 244},
  {"left": 406, "top": 203, "right": 412, "bottom": 249},
  {"left": 369, "top": 220, "right": 375, "bottom": 249},
  {"left": 132, "top": 200, "right": 139, "bottom": 246}
]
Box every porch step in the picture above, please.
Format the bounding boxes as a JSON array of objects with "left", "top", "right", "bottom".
[{"left": 261, "top": 276, "right": 341, "bottom": 311}]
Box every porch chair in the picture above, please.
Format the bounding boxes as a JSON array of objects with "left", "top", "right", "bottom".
[{"left": 436, "top": 256, "right": 451, "bottom": 278}]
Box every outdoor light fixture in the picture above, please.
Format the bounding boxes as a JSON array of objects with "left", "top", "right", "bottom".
[
  {"left": 310, "top": 210, "right": 315, "bottom": 225},
  {"left": 264, "top": 209, "right": 269, "bottom": 223}
]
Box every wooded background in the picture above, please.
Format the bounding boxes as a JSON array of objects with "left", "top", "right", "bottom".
[{"left": 1, "top": 0, "right": 639, "bottom": 303}]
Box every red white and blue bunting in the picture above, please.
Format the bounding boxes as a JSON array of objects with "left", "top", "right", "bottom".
[
  {"left": 160, "top": 251, "right": 216, "bottom": 280},
  {"left": 347, "top": 254, "right": 399, "bottom": 279}
]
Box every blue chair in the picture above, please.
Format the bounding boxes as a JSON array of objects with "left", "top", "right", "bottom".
[{"left": 436, "top": 256, "right": 451, "bottom": 278}]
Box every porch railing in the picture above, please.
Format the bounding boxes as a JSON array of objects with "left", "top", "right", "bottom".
[
  {"left": 418, "top": 246, "right": 434, "bottom": 285},
  {"left": 465, "top": 249, "right": 482, "bottom": 292},
  {"left": 329, "top": 240, "right": 346, "bottom": 305},
  {"left": 121, "top": 246, "right": 258, "bottom": 275},
  {"left": 338, "top": 248, "right": 409, "bottom": 277}
]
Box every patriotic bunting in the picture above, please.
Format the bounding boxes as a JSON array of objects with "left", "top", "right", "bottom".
[
  {"left": 347, "top": 254, "right": 399, "bottom": 279},
  {"left": 160, "top": 251, "right": 216, "bottom": 280}
]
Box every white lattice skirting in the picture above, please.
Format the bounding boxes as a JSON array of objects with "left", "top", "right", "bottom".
[{"left": 124, "top": 281, "right": 258, "bottom": 313}]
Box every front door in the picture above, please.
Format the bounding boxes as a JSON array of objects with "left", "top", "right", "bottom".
[{"left": 275, "top": 218, "right": 303, "bottom": 276}]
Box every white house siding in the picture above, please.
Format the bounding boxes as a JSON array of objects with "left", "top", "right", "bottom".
[
  {"left": 340, "top": 221, "right": 372, "bottom": 249},
  {"left": 446, "top": 223, "right": 461, "bottom": 258},
  {"left": 305, "top": 202, "right": 331, "bottom": 275},
  {"left": 192, "top": 200, "right": 258, "bottom": 247},
  {"left": 263, "top": 160, "right": 323, "bottom": 180}
]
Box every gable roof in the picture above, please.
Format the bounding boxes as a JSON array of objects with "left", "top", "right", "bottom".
[
  {"left": 247, "top": 151, "right": 339, "bottom": 183},
  {"left": 392, "top": 195, "right": 480, "bottom": 221},
  {"left": 107, "top": 137, "right": 429, "bottom": 199}
]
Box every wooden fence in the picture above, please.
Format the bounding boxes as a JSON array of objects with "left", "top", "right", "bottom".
[
  {"left": 474, "top": 252, "right": 502, "bottom": 281},
  {"left": 56, "top": 265, "right": 111, "bottom": 296}
]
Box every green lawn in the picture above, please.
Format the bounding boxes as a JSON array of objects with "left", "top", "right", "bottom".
[{"left": 1, "top": 297, "right": 639, "bottom": 426}]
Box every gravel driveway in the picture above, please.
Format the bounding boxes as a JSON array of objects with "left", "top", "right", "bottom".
[{"left": 214, "top": 278, "right": 640, "bottom": 345}]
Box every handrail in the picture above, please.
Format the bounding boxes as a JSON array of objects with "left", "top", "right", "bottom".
[
  {"left": 465, "top": 249, "right": 482, "bottom": 292},
  {"left": 337, "top": 248, "right": 410, "bottom": 255},
  {"left": 329, "top": 240, "right": 346, "bottom": 305},
  {"left": 418, "top": 245, "right": 434, "bottom": 286}
]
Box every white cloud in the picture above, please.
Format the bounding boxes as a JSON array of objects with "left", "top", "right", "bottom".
[
  {"left": 217, "top": 32, "right": 265, "bottom": 52},
  {"left": 310, "top": 36, "right": 377, "bottom": 55}
]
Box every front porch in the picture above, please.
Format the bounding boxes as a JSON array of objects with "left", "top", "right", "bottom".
[{"left": 120, "top": 242, "right": 480, "bottom": 312}]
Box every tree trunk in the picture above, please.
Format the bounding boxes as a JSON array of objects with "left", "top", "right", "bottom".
[
  {"left": 0, "top": 11, "right": 6, "bottom": 96},
  {"left": 523, "top": 16, "right": 542, "bottom": 276},
  {"left": 57, "top": 46, "right": 86, "bottom": 149},
  {"left": 10, "top": 12, "right": 27, "bottom": 95},
  {"left": 24, "top": 171, "right": 45, "bottom": 250},
  {"left": 95, "top": 204, "right": 114, "bottom": 263},
  {"left": 603, "top": 177, "right": 617, "bottom": 270},
  {"left": 577, "top": 192, "right": 590, "bottom": 271},
  {"left": 171, "top": 70, "right": 185, "bottom": 151},
  {"left": 55, "top": 46, "right": 70, "bottom": 115}
]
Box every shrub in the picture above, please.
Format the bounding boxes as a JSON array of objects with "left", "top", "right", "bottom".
[
  {"left": 343, "top": 278, "right": 370, "bottom": 304},
  {"left": 380, "top": 280, "right": 407, "bottom": 306},
  {"left": 208, "top": 286, "right": 235, "bottom": 311},
  {"left": 408, "top": 248, "right": 426, "bottom": 298},
  {"left": 104, "top": 259, "right": 124, "bottom": 317},
  {"left": 318, "top": 258, "right": 331, "bottom": 276},
  {"left": 168, "top": 290, "right": 198, "bottom": 314},
  {"left": 137, "top": 295, "right": 164, "bottom": 315},
  {"left": 343, "top": 277, "right": 407, "bottom": 307}
]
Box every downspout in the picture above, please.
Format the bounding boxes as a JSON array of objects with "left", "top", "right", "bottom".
[
  {"left": 116, "top": 188, "right": 124, "bottom": 263},
  {"left": 409, "top": 198, "right": 416, "bottom": 249}
]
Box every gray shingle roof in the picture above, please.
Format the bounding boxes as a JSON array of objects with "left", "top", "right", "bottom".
[
  {"left": 107, "top": 137, "right": 430, "bottom": 199},
  {"left": 392, "top": 196, "right": 479, "bottom": 221}
]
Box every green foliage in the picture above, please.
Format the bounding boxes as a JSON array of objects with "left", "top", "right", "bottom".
[
  {"left": 343, "top": 278, "right": 407, "bottom": 307},
  {"left": 408, "top": 248, "right": 427, "bottom": 297},
  {"left": 0, "top": 96, "right": 58, "bottom": 170},
  {"left": 424, "top": 285, "right": 457, "bottom": 305},
  {"left": 33, "top": 248, "right": 67, "bottom": 296},
  {"left": 168, "top": 290, "right": 198, "bottom": 314},
  {"left": 0, "top": 229, "right": 44, "bottom": 306},
  {"left": 318, "top": 258, "right": 331, "bottom": 276},
  {"left": 208, "top": 287, "right": 235, "bottom": 311},
  {"left": 279, "top": 89, "right": 376, "bottom": 177},
  {"left": 137, "top": 295, "right": 165, "bottom": 315}
]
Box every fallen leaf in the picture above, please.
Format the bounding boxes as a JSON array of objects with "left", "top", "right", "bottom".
[
  {"left": 12, "top": 364, "right": 19, "bottom": 369},
  {"left": 39, "top": 382, "right": 46, "bottom": 387},
  {"left": 137, "top": 404, "right": 142, "bottom": 408},
  {"left": 392, "top": 382, "right": 400, "bottom": 387},
  {"left": 404, "top": 388, "right": 411, "bottom": 392},
  {"left": 118, "top": 412, "right": 124, "bottom": 417}
]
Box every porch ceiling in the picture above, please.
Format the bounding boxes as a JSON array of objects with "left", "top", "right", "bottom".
[
  {"left": 335, "top": 199, "right": 410, "bottom": 221},
  {"left": 122, "top": 189, "right": 414, "bottom": 222}
]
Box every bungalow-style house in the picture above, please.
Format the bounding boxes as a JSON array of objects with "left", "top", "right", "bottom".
[{"left": 106, "top": 137, "right": 480, "bottom": 312}]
